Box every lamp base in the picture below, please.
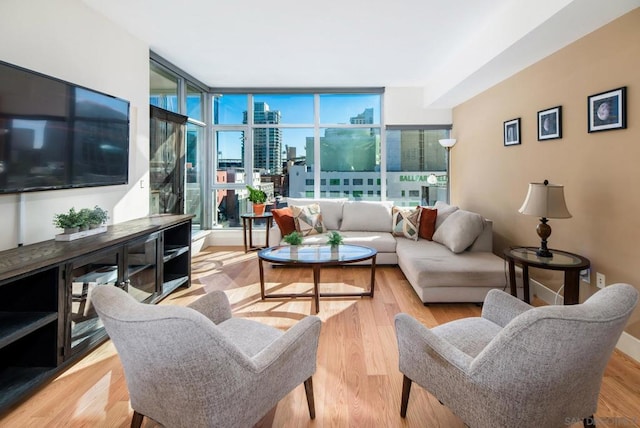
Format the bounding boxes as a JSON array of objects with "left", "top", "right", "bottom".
[
  {"left": 536, "top": 247, "right": 553, "bottom": 258},
  {"left": 536, "top": 217, "right": 553, "bottom": 258}
]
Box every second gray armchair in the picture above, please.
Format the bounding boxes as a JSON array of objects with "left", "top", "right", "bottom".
[
  {"left": 92, "top": 285, "right": 322, "bottom": 428},
  {"left": 395, "top": 283, "right": 638, "bottom": 428}
]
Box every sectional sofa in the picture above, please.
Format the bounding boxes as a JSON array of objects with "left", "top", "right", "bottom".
[{"left": 269, "top": 199, "right": 523, "bottom": 304}]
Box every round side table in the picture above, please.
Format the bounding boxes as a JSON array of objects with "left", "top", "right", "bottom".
[
  {"left": 503, "top": 247, "right": 590, "bottom": 305},
  {"left": 241, "top": 212, "right": 273, "bottom": 253}
]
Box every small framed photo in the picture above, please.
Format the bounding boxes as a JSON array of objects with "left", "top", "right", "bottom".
[
  {"left": 537, "top": 106, "right": 562, "bottom": 141},
  {"left": 588, "top": 87, "right": 626, "bottom": 132},
  {"left": 504, "top": 118, "right": 521, "bottom": 146}
]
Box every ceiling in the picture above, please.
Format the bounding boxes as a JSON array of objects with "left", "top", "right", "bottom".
[{"left": 82, "top": 0, "right": 639, "bottom": 108}]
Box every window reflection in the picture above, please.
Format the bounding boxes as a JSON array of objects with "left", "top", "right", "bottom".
[{"left": 149, "top": 63, "right": 178, "bottom": 113}]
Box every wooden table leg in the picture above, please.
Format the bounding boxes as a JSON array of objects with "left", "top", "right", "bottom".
[
  {"left": 265, "top": 217, "right": 272, "bottom": 248},
  {"left": 564, "top": 270, "right": 580, "bottom": 305},
  {"left": 508, "top": 258, "right": 517, "bottom": 298},
  {"left": 312, "top": 265, "right": 320, "bottom": 314},
  {"left": 369, "top": 254, "right": 377, "bottom": 297},
  {"left": 522, "top": 265, "right": 530, "bottom": 304},
  {"left": 248, "top": 218, "right": 254, "bottom": 249},
  {"left": 259, "top": 257, "right": 266, "bottom": 299},
  {"left": 242, "top": 217, "right": 248, "bottom": 253}
]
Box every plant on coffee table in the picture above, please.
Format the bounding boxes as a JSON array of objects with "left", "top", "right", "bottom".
[
  {"left": 326, "top": 231, "right": 344, "bottom": 247},
  {"left": 283, "top": 231, "right": 303, "bottom": 246}
]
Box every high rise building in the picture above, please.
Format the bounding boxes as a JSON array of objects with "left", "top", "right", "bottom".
[{"left": 243, "top": 102, "right": 283, "bottom": 174}]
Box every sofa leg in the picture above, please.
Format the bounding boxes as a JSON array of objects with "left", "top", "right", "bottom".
[
  {"left": 400, "top": 375, "right": 412, "bottom": 418},
  {"left": 131, "top": 411, "right": 144, "bottom": 428},
  {"left": 304, "top": 377, "right": 316, "bottom": 419}
]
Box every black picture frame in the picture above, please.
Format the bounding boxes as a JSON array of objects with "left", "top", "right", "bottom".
[
  {"left": 537, "top": 106, "right": 562, "bottom": 141},
  {"left": 588, "top": 87, "right": 626, "bottom": 132},
  {"left": 504, "top": 118, "right": 521, "bottom": 146}
]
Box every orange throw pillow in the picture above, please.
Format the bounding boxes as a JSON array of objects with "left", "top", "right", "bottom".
[
  {"left": 418, "top": 207, "right": 437, "bottom": 240},
  {"left": 272, "top": 207, "right": 296, "bottom": 236}
]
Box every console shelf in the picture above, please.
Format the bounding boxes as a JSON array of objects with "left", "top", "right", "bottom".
[
  {"left": 0, "top": 312, "right": 58, "bottom": 348},
  {"left": 0, "top": 214, "right": 193, "bottom": 415}
]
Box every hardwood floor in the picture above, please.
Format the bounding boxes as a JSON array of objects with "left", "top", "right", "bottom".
[{"left": 2, "top": 246, "right": 639, "bottom": 427}]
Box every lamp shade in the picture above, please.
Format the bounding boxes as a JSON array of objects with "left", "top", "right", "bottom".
[
  {"left": 518, "top": 182, "right": 572, "bottom": 219},
  {"left": 438, "top": 138, "right": 457, "bottom": 148}
]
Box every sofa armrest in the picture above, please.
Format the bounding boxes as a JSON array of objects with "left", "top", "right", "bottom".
[
  {"left": 395, "top": 313, "right": 473, "bottom": 373},
  {"left": 269, "top": 222, "right": 282, "bottom": 245},
  {"left": 468, "top": 219, "right": 493, "bottom": 252}
]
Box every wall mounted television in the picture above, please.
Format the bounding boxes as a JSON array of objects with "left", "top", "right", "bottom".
[{"left": 0, "top": 60, "right": 130, "bottom": 194}]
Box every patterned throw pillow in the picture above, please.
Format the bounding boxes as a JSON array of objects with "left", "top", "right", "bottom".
[
  {"left": 392, "top": 206, "right": 421, "bottom": 241},
  {"left": 292, "top": 204, "right": 326, "bottom": 236}
]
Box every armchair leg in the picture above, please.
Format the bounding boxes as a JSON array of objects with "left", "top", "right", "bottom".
[
  {"left": 583, "top": 415, "right": 596, "bottom": 428},
  {"left": 131, "top": 411, "right": 144, "bottom": 428},
  {"left": 400, "top": 375, "right": 412, "bottom": 418},
  {"left": 304, "top": 377, "right": 316, "bottom": 419}
]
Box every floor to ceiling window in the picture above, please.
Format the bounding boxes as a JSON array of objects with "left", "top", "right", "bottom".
[
  {"left": 150, "top": 55, "right": 453, "bottom": 230},
  {"left": 386, "top": 126, "right": 451, "bottom": 207},
  {"left": 150, "top": 56, "right": 207, "bottom": 228},
  {"left": 211, "top": 91, "right": 384, "bottom": 227}
]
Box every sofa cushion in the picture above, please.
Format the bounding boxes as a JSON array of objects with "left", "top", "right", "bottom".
[
  {"left": 340, "top": 201, "right": 394, "bottom": 232},
  {"left": 432, "top": 209, "right": 485, "bottom": 253},
  {"left": 292, "top": 204, "right": 326, "bottom": 236},
  {"left": 434, "top": 201, "right": 459, "bottom": 229},
  {"left": 271, "top": 207, "right": 296, "bottom": 236},
  {"left": 418, "top": 207, "right": 437, "bottom": 240},
  {"left": 392, "top": 207, "right": 421, "bottom": 241},
  {"left": 396, "top": 238, "right": 509, "bottom": 289},
  {"left": 287, "top": 198, "right": 346, "bottom": 230},
  {"left": 297, "top": 231, "right": 397, "bottom": 253}
]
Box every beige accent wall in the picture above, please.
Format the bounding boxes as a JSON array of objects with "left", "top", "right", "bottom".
[{"left": 452, "top": 9, "right": 640, "bottom": 338}]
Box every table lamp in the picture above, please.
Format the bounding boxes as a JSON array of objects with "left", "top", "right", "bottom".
[{"left": 518, "top": 180, "right": 571, "bottom": 258}]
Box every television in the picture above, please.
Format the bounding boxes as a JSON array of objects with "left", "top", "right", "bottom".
[{"left": 0, "top": 60, "right": 130, "bottom": 194}]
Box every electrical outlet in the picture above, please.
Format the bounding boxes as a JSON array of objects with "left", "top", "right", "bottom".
[
  {"left": 596, "top": 272, "right": 606, "bottom": 289},
  {"left": 580, "top": 268, "right": 591, "bottom": 284}
]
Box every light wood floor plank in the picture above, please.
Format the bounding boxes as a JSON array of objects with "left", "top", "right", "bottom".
[{"left": 1, "top": 246, "right": 639, "bottom": 427}]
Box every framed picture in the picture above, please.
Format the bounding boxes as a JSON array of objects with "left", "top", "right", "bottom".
[
  {"left": 588, "top": 87, "right": 626, "bottom": 132},
  {"left": 537, "top": 106, "right": 562, "bottom": 141},
  {"left": 504, "top": 118, "right": 521, "bottom": 146}
]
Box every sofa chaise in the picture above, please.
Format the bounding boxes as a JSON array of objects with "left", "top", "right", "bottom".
[{"left": 269, "top": 199, "right": 523, "bottom": 304}]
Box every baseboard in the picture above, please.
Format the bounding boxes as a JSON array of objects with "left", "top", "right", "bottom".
[{"left": 531, "top": 279, "right": 640, "bottom": 363}]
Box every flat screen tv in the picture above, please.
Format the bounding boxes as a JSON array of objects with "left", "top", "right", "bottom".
[{"left": 0, "top": 60, "right": 130, "bottom": 194}]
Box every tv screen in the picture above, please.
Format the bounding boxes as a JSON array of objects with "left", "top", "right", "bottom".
[{"left": 0, "top": 60, "right": 130, "bottom": 194}]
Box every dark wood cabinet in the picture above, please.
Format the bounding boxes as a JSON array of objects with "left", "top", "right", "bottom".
[{"left": 0, "top": 215, "right": 193, "bottom": 414}]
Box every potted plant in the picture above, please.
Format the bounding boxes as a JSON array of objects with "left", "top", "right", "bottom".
[
  {"left": 283, "top": 231, "right": 303, "bottom": 257},
  {"left": 78, "top": 208, "right": 92, "bottom": 231},
  {"left": 87, "top": 205, "right": 109, "bottom": 228},
  {"left": 53, "top": 208, "right": 83, "bottom": 234},
  {"left": 326, "top": 231, "right": 344, "bottom": 247},
  {"left": 246, "top": 185, "right": 267, "bottom": 215},
  {"left": 283, "top": 231, "right": 303, "bottom": 245}
]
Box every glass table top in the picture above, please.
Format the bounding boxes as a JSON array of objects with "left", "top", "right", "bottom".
[
  {"left": 259, "top": 244, "right": 376, "bottom": 264},
  {"left": 506, "top": 247, "right": 588, "bottom": 267}
]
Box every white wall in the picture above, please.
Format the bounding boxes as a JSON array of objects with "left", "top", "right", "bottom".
[
  {"left": 385, "top": 87, "right": 452, "bottom": 124},
  {"left": 0, "top": 0, "right": 150, "bottom": 251}
]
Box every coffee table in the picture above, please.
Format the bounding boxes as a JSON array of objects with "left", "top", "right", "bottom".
[{"left": 258, "top": 244, "right": 377, "bottom": 313}]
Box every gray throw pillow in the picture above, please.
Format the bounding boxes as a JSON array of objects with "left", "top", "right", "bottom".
[
  {"left": 434, "top": 201, "right": 459, "bottom": 229},
  {"left": 432, "top": 209, "right": 485, "bottom": 253}
]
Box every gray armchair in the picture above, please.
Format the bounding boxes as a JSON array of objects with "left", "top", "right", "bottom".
[
  {"left": 395, "top": 283, "right": 638, "bottom": 428},
  {"left": 92, "top": 286, "right": 322, "bottom": 428}
]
